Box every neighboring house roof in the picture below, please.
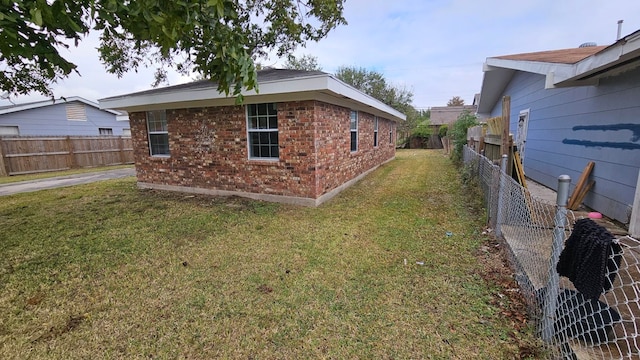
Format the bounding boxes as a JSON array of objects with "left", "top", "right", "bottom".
[
  {"left": 430, "top": 105, "right": 478, "bottom": 126},
  {"left": 478, "top": 29, "right": 640, "bottom": 116},
  {"left": 0, "top": 96, "right": 123, "bottom": 116},
  {"left": 493, "top": 46, "right": 607, "bottom": 64},
  {"left": 99, "top": 68, "right": 407, "bottom": 122}
]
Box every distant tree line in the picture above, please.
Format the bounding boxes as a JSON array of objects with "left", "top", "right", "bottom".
[{"left": 284, "top": 54, "right": 474, "bottom": 147}]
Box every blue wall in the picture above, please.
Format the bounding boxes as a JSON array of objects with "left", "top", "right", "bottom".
[
  {"left": 488, "top": 67, "right": 640, "bottom": 223},
  {"left": 0, "top": 101, "right": 129, "bottom": 136}
]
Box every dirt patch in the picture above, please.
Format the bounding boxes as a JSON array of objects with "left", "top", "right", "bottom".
[
  {"left": 32, "top": 314, "right": 86, "bottom": 343},
  {"left": 475, "top": 230, "right": 546, "bottom": 358}
]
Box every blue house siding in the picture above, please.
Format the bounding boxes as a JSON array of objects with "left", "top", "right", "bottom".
[
  {"left": 0, "top": 101, "right": 129, "bottom": 136},
  {"left": 488, "top": 68, "right": 640, "bottom": 223}
]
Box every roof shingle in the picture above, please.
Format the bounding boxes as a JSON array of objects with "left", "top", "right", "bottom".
[{"left": 494, "top": 46, "right": 608, "bottom": 64}]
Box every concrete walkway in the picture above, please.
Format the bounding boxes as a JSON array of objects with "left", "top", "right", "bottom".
[{"left": 0, "top": 168, "right": 136, "bottom": 196}]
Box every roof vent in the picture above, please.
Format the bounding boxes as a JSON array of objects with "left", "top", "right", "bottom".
[{"left": 579, "top": 42, "right": 598, "bottom": 48}]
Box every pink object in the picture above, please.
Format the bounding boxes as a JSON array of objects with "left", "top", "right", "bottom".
[{"left": 588, "top": 212, "right": 603, "bottom": 219}]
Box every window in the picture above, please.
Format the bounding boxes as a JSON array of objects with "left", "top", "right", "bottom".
[
  {"left": 123, "top": 128, "right": 131, "bottom": 137},
  {"left": 350, "top": 110, "right": 358, "bottom": 152},
  {"left": 146, "top": 110, "right": 169, "bottom": 156},
  {"left": 389, "top": 124, "right": 393, "bottom": 145},
  {"left": 66, "top": 103, "right": 87, "bottom": 121},
  {"left": 0, "top": 125, "right": 19, "bottom": 136},
  {"left": 247, "top": 103, "right": 279, "bottom": 159},
  {"left": 99, "top": 128, "right": 113, "bottom": 135},
  {"left": 516, "top": 109, "right": 530, "bottom": 162},
  {"left": 373, "top": 116, "right": 379, "bottom": 147}
]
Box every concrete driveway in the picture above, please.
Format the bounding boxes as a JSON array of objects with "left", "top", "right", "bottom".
[{"left": 0, "top": 168, "right": 136, "bottom": 196}]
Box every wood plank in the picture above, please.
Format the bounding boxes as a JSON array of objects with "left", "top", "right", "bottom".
[
  {"left": 0, "top": 139, "right": 7, "bottom": 177},
  {"left": 569, "top": 180, "right": 595, "bottom": 211},
  {"left": 630, "top": 169, "right": 640, "bottom": 237},
  {"left": 568, "top": 161, "right": 595, "bottom": 209},
  {"left": 514, "top": 151, "right": 527, "bottom": 188},
  {"left": 501, "top": 96, "right": 511, "bottom": 157},
  {"left": 484, "top": 134, "right": 502, "bottom": 146},
  {"left": 4, "top": 151, "right": 70, "bottom": 157},
  {"left": 73, "top": 149, "right": 122, "bottom": 155}
]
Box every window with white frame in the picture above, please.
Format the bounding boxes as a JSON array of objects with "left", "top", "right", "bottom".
[
  {"left": 99, "top": 128, "right": 113, "bottom": 135},
  {"left": 389, "top": 124, "right": 393, "bottom": 145},
  {"left": 350, "top": 110, "right": 358, "bottom": 152},
  {"left": 247, "top": 103, "right": 279, "bottom": 159},
  {"left": 0, "top": 125, "right": 19, "bottom": 136},
  {"left": 146, "top": 110, "right": 169, "bottom": 156},
  {"left": 373, "top": 116, "right": 379, "bottom": 147}
]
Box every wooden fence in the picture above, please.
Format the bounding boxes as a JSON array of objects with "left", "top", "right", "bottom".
[
  {"left": 466, "top": 96, "right": 518, "bottom": 176},
  {"left": 0, "top": 136, "right": 134, "bottom": 176}
]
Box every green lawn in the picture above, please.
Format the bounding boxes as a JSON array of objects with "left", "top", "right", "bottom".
[{"left": 0, "top": 149, "right": 541, "bottom": 358}]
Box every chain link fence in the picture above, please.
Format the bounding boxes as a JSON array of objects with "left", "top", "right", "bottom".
[{"left": 463, "top": 145, "right": 640, "bottom": 359}]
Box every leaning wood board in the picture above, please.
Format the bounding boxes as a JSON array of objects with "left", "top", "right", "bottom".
[{"left": 568, "top": 161, "right": 595, "bottom": 210}]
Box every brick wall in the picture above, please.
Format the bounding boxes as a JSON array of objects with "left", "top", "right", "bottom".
[
  {"left": 314, "top": 103, "right": 396, "bottom": 196},
  {"left": 129, "top": 100, "right": 396, "bottom": 203}
]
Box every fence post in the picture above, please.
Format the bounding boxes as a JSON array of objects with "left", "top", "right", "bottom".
[
  {"left": 495, "top": 154, "right": 508, "bottom": 237},
  {"left": 0, "top": 138, "right": 7, "bottom": 177},
  {"left": 541, "top": 174, "right": 571, "bottom": 342},
  {"left": 118, "top": 136, "right": 126, "bottom": 165},
  {"left": 66, "top": 136, "right": 77, "bottom": 169}
]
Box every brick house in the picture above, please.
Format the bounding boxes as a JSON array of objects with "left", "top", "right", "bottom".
[{"left": 99, "top": 69, "right": 406, "bottom": 206}]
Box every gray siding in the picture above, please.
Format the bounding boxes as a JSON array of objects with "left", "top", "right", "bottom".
[
  {"left": 488, "top": 67, "right": 640, "bottom": 223},
  {"left": 0, "top": 101, "right": 129, "bottom": 136}
]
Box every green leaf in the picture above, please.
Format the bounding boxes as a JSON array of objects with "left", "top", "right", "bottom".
[
  {"left": 216, "top": 2, "right": 225, "bottom": 17},
  {"left": 31, "top": 8, "right": 43, "bottom": 27},
  {"left": 67, "top": 19, "right": 83, "bottom": 33},
  {"left": 0, "top": 0, "right": 346, "bottom": 98}
]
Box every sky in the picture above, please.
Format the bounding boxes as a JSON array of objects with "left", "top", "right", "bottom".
[{"left": 2, "top": 0, "right": 640, "bottom": 109}]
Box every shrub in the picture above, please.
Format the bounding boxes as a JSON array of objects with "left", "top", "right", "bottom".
[
  {"left": 411, "top": 119, "right": 432, "bottom": 139},
  {"left": 438, "top": 124, "right": 448, "bottom": 138},
  {"left": 450, "top": 110, "right": 478, "bottom": 163}
]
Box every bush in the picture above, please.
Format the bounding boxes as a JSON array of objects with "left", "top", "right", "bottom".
[
  {"left": 411, "top": 119, "right": 432, "bottom": 139},
  {"left": 450, "top": 110, "right": 478, "bottom": 163},
  {"left": 438, "top": 124, "right": 448, "bottom": 138}
]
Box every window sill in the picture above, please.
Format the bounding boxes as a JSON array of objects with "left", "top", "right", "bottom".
[{"left": 248, "top": 158, "right": 279, "bottom": 165}]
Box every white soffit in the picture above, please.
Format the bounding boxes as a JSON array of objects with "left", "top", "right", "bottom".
[{"left": 99, "top": 74, "right": 406, "bottom": 122}]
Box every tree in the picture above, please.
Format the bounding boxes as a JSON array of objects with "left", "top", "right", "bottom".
[
  {"left": 410, "top": 109, "right": 432, "bottom": 139},
  {"left": 450, "top": 110, "right": 478, "bottom": 162},
  {"left": 284, "top": 54, "right": 322, "bottom": 71},
  {"left": 0, "top": 0, "right": 346, "bottom": 100},
  {"left": 335, "top": 66, "right": 413, "bottom": 111},
  {"left": 447, "top": 96, "right": 465, "bottom": 106},
  {"left": 335, "top": 66, "right": 417, "bottom": 143},
  {"left": 335, "top": 66, "right": 416, "bottom": 143}
]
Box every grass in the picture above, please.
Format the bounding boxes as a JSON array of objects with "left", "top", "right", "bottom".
[
  {"left": 0, "top": 165, "right": 133, "bottom": 185},
  {"left": 0, "top": 149, "right": 540, "bottom": 358}
]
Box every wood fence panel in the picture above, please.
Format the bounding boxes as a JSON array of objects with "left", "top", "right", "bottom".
[{"left": 0, "top": 136, "right": 133, "bottom": 176}]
